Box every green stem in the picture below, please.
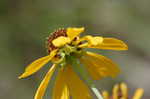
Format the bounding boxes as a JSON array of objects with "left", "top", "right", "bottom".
[
  {"left": 91, "top": 86, "right": 103, "bottom": 99},
  {"left": 69, "top": 55, "right": 93, "bottom": 86},
  {"left": 68, "top": 55, "right": 103, "bottom": 99}
]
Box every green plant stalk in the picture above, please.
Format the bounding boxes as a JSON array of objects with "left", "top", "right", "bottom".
[{"left": 69, "top": 55, "right": 103, "bottom": 99}]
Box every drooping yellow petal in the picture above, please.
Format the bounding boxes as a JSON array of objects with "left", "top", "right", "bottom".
[
  {"left": 19, "top": 49, "right": 58, "bottom": 79},
  {"left": 53, "top": 68, "right": 69, "bottom": 99},
  {"left": 61, "top": 85, "right": 70, "bottom": 99},
  {"left": 67, "top": 27, "right": 84, "bottom": 41},
  {"left": 34, "top": 64, "right": 57, "bottom": 99},
  {"left": 52, "top": 36, "right": 71, "bottom": 47},
  {"left": 80, "top": 57, "right": 102, "bottom": 80},
  {"left": 102, "top": 91, "right": 109, "bottom": 99},
  {"left": 63, "top": 65, "right": 92, "bottom": 99},
  {"left": 80, "top": 37, "right": 128, "bottom": 51},
  {"left": 120, "top": 83, "right": 128, "bottom": 98},
  {"left": 133, "top": 88, "right": 144, "bottom": 99},
  {"left": 78, "top": 35, "right": 103, "bottom": 47},
  {"left": 80, "top": 51, "right": 120, "bottom": 80},
  {"left": 113, "top": 84, "right": 119, "bottom": 99},
  {"left": 86, "top": 51, "right": 120, "bottom": 77}
]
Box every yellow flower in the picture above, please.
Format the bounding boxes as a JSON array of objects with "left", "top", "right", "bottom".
[
  {"left": 19, "top": 27, "right": 128, "bottom": 99},
  {"left": 102, "top": 83, "right": 144, "bottom": 99}
]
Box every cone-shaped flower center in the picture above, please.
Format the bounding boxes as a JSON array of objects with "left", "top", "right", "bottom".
[
  {"left": 46, "top": 28, "right": 67, "bottom": 53},
  {"left": 46, "top": 28, "right": 84, "bottom": 65}
]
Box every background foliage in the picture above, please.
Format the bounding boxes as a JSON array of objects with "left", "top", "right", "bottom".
[{"left": 0, "top": 0, "right": 149, "bottom": 98}]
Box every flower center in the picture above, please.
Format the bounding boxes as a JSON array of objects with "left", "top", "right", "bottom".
[
  {"left": 46, "top": 28, "right": 83, "bottom": 65},
  {"left": 46, "top": 28, "right": 67, "bottom": 53}
]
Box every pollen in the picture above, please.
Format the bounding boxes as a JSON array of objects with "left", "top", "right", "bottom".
[{"left": 46, "top": 28, "right": 67, "bottom": 53}]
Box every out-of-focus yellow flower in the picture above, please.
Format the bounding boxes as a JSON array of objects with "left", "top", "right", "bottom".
[
  {"left": 19, "top": 27, "right": 128, "bottom": 99},
  {"left": 102, "top": 83, "right": 144, "bottom": 99}
]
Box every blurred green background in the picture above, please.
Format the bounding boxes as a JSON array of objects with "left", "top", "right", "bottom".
[{"left": 0, "top": 0, "right": 149, "bottom": 99}]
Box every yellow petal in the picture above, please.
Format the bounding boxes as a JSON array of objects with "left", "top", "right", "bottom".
[
  {"left": 19, "top": 49, "right": 57, "bottom": 79},
  {"left": 52, "top": 36, "right": 71, "bottom": 47},
  {"left": 34, "top": 64, "right": 57, "bottom": 99},
  {"left": 81, "top": 37, "right": 128, "bottom": 50},
  {"left": 80, "top": 57, "right": 102, "bottom": 80},
  {"left": 81, "top": 51, "right": 120, "bottom": 80},
  {"left": 113, "top": 84, "right": 119, "bottom": 99},
  {"left": 78, "top": 35, "right": 103, "bottom": 47},
  {"left": 67, "top": 27, "right": 84, "bottom": 41},
  {"left": 133, "top": 88, "right": 144, "bottom": 99},
  {"left": 64, "top": 65, "right": 92, "bottom": 99},
  {"left": 102, "top": 91, "right": 109, "bottom": 99},
  {"left": 53, "top": 69, "right": 69, "bottom": 99},
  {"left": 120, "top": 83, "right": 128, "bottom": 98},
  {"left": 61, "top": 85, "right": 70, "bottom": 99}
]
